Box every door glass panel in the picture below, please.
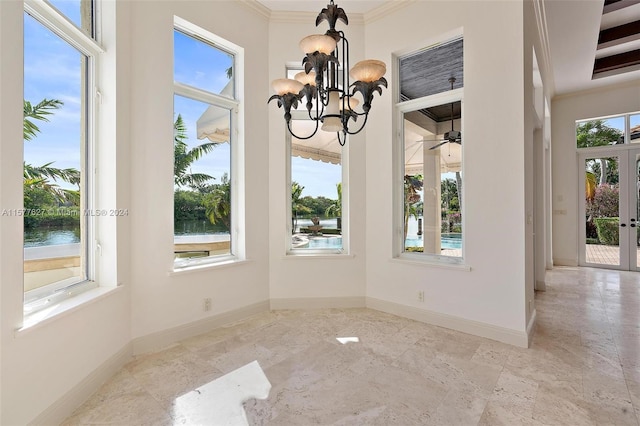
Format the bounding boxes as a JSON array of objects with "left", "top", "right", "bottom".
[
  {"left": 634, "top": 154, "right": 640, "bottom": 270},
  {"left": 585, "top": 156, "right": 620, "bottom": 266}
]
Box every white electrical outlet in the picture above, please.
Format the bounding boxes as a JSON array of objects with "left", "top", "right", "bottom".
[
  {"left": 203, "top": 298, "right": 212, "bottom": 312},
  {"left": 418, "top": 291, "right": 424, "bottom": 302}
]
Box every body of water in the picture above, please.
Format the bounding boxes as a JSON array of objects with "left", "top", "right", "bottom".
[
  {"left": 24, "top": 220, "right": 230, "bottom": 247},
  {"left": 24, "top": 226, "right": 80, "bottom": 247},
  {"left": 174, "top": 219, "right": 228, "bottom": 236}
]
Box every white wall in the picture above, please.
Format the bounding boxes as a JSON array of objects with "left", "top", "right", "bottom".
[
  {"left": 0, "top": 0, "right": 544, "bottom": 422},
  {"left": 0, "top": 2, "right": 132, "bottom": 424},
  {"left": 552, "top": 81, "right": 640, "bottom": 266},
  {"left": 267, "top": 14, "right": 367, "bottom": 305},
  {"left": 524, "top": 0, "right": 555, "bottom": 325},
  {"left": 128, "top": 1, "right": 271, "bottom": 340},
  {"left": 364, "top": 1, "right": 529, "bottom": 340},
  {"left": 1, "top": 1, "right": 271, "bottom": 423}
]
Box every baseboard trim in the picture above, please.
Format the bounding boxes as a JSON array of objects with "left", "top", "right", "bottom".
[
  {"left": 270, "top": 296, "right": 366, "bottom": 310},
  {"left": 366, "top": 297, "right": 529, "bottom": 348},
  {"left": 29, "top": 342, "right": 133, "bottom": 426},
  {"left": 553, "top": 258, "right": 578, "bottom": 267},
  {"left": 132, "top": 300, "right": 270, "bottom": 355}
]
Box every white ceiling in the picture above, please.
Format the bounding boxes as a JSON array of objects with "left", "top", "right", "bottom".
[{"left": 257, "top": 0, "right": 640, "bottom": 96}]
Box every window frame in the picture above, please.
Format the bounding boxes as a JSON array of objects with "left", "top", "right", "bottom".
[
  {"left": 576, "top": 111, "right": 640, "bottom": 148},
  {"left": 23, "top": 0, "right": 103, "bottom": 316},
  {"left": 172, "top": 17, "right": 245, "bottom": 270},
  {"left": 283, "top": 63, "right": 350, "bottom": 257},
  {"left": 285, "top": 114, "right": 349, "bottom": 256},
  {"left": 393, "top": 54, "right": 465, "bottom": 266}
]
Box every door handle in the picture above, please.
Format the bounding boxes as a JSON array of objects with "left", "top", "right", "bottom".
[{"left": 621, "top": 223, "right": 627, "bottom": 227}]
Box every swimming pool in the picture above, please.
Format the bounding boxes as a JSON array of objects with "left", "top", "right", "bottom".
[
  {"left": 406, "top": 233, "right": 462, "bottom": 250},
  {"left": 305, "top": 234, "right": 462, "bottom": 249}
]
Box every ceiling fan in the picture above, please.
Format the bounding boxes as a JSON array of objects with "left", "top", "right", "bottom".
[{"left": 427, "top": 77, "right": 461, "bottom": 150}]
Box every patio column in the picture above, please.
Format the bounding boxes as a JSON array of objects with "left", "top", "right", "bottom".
[{"left": 423, "top": 147, "right": 441, "bottom": 254}]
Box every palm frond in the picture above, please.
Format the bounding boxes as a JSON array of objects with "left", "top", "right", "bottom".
[{"left": 23, "top": 99, "right": 63, "bottom": 141}]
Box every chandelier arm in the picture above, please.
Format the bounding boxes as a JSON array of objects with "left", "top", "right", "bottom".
[
  {"left": 308, "top": 89, "right": 326, "bottom": 120},
  {"left": 344, "top": 112, "right": 369, "bottom": 135},
  {"left": 340, "top": 31, "right": 351, "bottom": 105},
  {"left": 286, "top": 118, "right": 320, "bottom": 140},
  {"left": 337, "top": 130, "right": 346, "bottom": 146}
]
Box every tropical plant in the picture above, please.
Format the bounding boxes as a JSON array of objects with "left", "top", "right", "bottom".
[
  {"left": 577, "top": 121, "right": 623, "bottom": 184},
  {"left": 173, "top": 114, "right": 219, "bottom": 189},
  {"left": 291, "top": 181, "right": 312, "bottom": 233},
  {"left": 203, "top": 173, "right": 231, "bottom": 231},
  {"left": 324, "top": 183, "right": 342, "bottom": 218},
  {"left": 586, "top": 184, "right": 619, "bottom": 219},
  {"left": 23, "top": 99, "right": 63, "bottom": 141},
  {"left": 404, "top": 174, "right": 423, "bottom": 240},
  {"left": 585, "top": 171, "right": 596, "bottom": 201},
  {"left": 23, "top": 99, "right": 81, "bottom": 206}
]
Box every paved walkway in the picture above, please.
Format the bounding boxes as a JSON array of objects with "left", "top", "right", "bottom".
[{"left": 585, "top": 243, "right": 640, "bottom": 266}]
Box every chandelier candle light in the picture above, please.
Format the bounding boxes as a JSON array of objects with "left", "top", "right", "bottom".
[{"left": 268, "top": 0, "right": 387, "bottom": 145}]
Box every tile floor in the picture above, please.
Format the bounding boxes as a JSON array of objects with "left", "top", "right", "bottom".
[{"left": 63, "top": 267, "right": 640, "bottom": 425}]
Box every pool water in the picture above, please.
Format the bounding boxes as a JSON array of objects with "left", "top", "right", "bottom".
[
  {"left": 406, "top": 233, "right": 462, "bottom": 250},
  {"left": 305, "top": 234, "right": 462, "bottom": 249},
  {"left": 307, "top": 237, "right": 342, "bottom": 248}
]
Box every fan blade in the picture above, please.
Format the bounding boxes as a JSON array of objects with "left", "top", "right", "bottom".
[{"left": 429, "top": 140, "right": 449, "bottom": 150}]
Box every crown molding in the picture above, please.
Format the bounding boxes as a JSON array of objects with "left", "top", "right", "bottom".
[
  {"left": 552, "top": 76, "right": 640, "bottom": 101},
  {"left": 269, "top": 10, "right": 364, "bottom": 25},
  {"left": 364, "top": 0, "right": 416, "bottom": 25},
  {"left": 237, "top": 0, "right": 271, "bottom": 20},
  {"left": 532, "top": 0, "right": 556, "bottom": 98}
]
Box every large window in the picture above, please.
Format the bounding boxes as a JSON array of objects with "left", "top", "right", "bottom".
[
  {"left": 173, "top": 18, "right": 243, "bottom": 269},
  {"left": 23, "top": 0, "right": 99, "bottom": 314},
  {"left": 396, "top": 37, "right": 464, "bottom": 262},
  {"left": 285, "top": 68, "right": 346, "bottom": 254}
]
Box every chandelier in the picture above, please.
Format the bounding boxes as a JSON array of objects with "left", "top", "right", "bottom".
[{"left": 268, "top": 0, "right": 387, "bottom": 146}]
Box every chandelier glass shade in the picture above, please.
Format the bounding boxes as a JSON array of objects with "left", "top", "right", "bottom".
[{"left": 268, "top": 0, "right": 387, "bottom": 145}]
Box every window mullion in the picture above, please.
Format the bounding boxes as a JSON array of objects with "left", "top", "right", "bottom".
[{"left": 173, "top": 82, "right": 238, "bottom": 110}]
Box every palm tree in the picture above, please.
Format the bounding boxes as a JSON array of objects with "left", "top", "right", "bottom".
[
  {"left": 577, "top": 120, "right": 623, "bottom": 185},
  {"left": 23, "top": 99, "right": 81, "bottom": 205},
  {"left": 292, "top": 181, "right": 311, "bottom": 233},
  {"left": 203, "top": 173, "right": 231, "bottom": 231},
  {"left": 324, "top": 182, "right": 342, "bottom": 229},
  {"left": 404, "top": 174, "right": 423, "bottom": 241},
  {"left": 173, "top": 114, "right": 219, "bottom": 189}
]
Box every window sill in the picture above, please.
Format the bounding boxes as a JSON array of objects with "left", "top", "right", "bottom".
[
  {"left": 169, "top": 258, "right": 251, "bottom": 276},
  {"left": 390, "top": 256, "right": 472, "bottom": 271},
  {"left": 283, "top": 252, "right": 356, "bottom": 260},
  {"left": 17, "top": 285, "right": 122, "bottom": 335}
]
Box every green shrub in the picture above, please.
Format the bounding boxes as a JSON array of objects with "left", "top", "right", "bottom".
[
  {"left": 594, "top": 217, "right": 619, "bottom": 245},
  {"left": 405, "top": 247, "right": 423, "bottom": 253}
]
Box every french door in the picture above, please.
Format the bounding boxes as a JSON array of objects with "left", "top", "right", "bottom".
[{"left": 580, "top": 148, "right": 640, "bottom": 271}]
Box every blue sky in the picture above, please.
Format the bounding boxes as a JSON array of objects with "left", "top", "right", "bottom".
[
  {"left": 22, "top": 2, "right": 346, "bottom": 200},
  {"left": 24, "top": 10, "right": 83, "bottom": 186}
]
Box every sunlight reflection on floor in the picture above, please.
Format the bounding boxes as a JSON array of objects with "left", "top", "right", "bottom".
[{"left": 172, "top": 360, "right": 271, "bottom": 425}]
